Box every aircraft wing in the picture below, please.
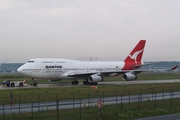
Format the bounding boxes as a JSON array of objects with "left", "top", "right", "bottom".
[{"left": 67, "top": 70, "right": 145, "bottom": 78}]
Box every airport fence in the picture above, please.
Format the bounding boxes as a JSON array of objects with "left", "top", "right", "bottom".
[{"left": 0, "top": 86, "right": 180, "bottom": 120}]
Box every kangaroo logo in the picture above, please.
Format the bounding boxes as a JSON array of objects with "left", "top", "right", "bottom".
[{"left": 128, "top": 49, "right": 144, "bottom": 65}]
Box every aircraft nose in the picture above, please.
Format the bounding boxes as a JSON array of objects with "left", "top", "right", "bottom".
[{"left": 17, "top": 67, "right": 22, "bottom": 73}]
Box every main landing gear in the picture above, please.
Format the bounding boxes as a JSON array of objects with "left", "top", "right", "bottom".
[
  {"left": 83, "top": 80, "right": 97, "bottom": 85},
  {"left": 71, "top": 79, "right": 79, "bottom": 85},
  {"left": 71, "top": 79, "right": 98, "bottom": 85},
  {"left": 32, "top": 78, "right": 38, "bottom": 86}
]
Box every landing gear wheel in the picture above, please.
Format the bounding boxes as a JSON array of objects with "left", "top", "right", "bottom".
[
  {"left": 11, "top": 83, "right": 15, "bottom": 87},
  {"left": 83, "top": 81, "right": 90, "bottom": 85},
  {"left": 33, "top": 82, "right": 38, "bottom": 86},
  {"left": 71, "top": 80, "right": 79, "bottom": 85},
  {"left": 19, "top": 82, "right": 23, "bottom": 86},
  {"left": 83, "top": 80, "right": 97, "bottom": 85},
  {"left": 91, "top": 82, "right": 97, "bottom": 85},
  {"left": 32, "top": 78, "right": 38, "bottom": 86}
]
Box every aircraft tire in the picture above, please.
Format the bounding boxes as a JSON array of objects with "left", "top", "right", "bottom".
[
  {"left": 83, "top": 81, "right": 97, "bottom": 85},
  {"left": 33, "top": 83, "right": 38, "bottom": 86},
  {"left": 83, "top": 81, "right": 91, "bottom": 85},
  {"left": 91, "top": 82, "right": 97, "bottom": 85},
  {"left": 11, "top": 82, "right": 15, "bottom": 87},
  {"left": 19, "top": 82, "right": 23, "bottom": 86},
  {"left": 76, "top": 81, "right": 79, "bottom": 84},
  {"left": 83, "top": 81, "right": 87, "bottom": 85},
  {"left": 72, "top": 81, "right": 79, "bottom": 85}
]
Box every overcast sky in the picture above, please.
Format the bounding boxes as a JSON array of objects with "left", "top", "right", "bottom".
[{"left": 0, "top": 0, "right": 180, "bottom": 62}]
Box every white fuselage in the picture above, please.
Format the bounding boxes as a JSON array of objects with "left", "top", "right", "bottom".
[
  {"left": 17, "top": 40, "right": 146, "bottom": 84},
  {"left": 17, "top": 58, "right": 126, "bottom": 80}
]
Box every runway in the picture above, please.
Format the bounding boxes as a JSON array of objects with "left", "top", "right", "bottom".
[{"left": 1, "top": 79, "right": 180, "bottom": 90}]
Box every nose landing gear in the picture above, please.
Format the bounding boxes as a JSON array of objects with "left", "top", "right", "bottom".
[{"left": 32, "top": 78, "right": 38, "bottom": 86}]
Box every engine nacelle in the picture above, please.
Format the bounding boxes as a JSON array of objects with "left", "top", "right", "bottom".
[
  {"left": 122, "top": 73, "right": 137, "bottom": 81},
  {"left": 88, "top": 75, "right": 103, "bottom": 83},
  {"left": 48, "top": 79, "right": 62, "bottom": 82}
]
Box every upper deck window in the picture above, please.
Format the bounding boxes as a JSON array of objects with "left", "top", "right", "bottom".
[{"left": 28, "top": 61, "right": 34, "bottom": 63}]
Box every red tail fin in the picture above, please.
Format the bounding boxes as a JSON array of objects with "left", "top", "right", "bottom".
[
  {"left": 170, "top": 65, "right": 178, "bottom": 70},
  {"left": 123, "top": 40, "right": 146, "bottom": 70}
]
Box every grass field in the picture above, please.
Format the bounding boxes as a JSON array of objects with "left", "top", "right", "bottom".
[
  {"left": 0, "top": 72, "right": 180, "bottom": 120},
  {"left": 0, "top": 79, "right": 180, "bottom": 104},
  {"left": 1, "top": 92, "right": 180, "bottom": 120},
  {"left": 0, "top": 72, "right": 180, "bottom": 103}
]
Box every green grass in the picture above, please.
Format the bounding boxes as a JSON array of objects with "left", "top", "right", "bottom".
[
  {"left": 1, "top": 73, "right": 180, "bottom": 120},
  {"left": 1, "top": 98, "right": 180, "bottom": 120},
  {"left": 0, "top": 82, "right": 180, "bottom": 104},
  {"left": 0, "top": 72, "right": 180, "bottom": 103}
]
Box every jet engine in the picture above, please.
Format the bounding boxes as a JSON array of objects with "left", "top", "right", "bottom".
[
  {"left": 122, "top": 73, "right": 137, "bottom": 81},
  {"left": 88, "top": 75, "right": 103, "bottom": 83}
]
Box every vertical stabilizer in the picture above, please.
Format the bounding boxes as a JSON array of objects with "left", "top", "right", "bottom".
[
  {"left": 170, "top": 65, "right": 178, "bottom": 70},
  {"left": 123, "top": 40, "right": 146, "bottom": 70}
]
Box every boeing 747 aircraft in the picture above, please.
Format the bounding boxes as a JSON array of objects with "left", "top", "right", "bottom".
[{"left": 17, "top": 40, "right": 146, "bottom": 86}]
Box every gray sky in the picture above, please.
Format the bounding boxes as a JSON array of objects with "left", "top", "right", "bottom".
[{"left": 0, "top": 0, "right": 180, "bottom": 62}]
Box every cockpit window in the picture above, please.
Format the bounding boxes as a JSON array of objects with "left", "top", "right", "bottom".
[{"left": 28, "top": 61, "right": 34, "bottom": 63}]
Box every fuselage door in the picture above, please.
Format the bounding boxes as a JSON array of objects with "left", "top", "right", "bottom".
[
  {"left": 86, "top": 66, "right": 89, "bottom": 72},
  {"left": 42, "top": 64, "right": 46, "bottom": 73}
]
